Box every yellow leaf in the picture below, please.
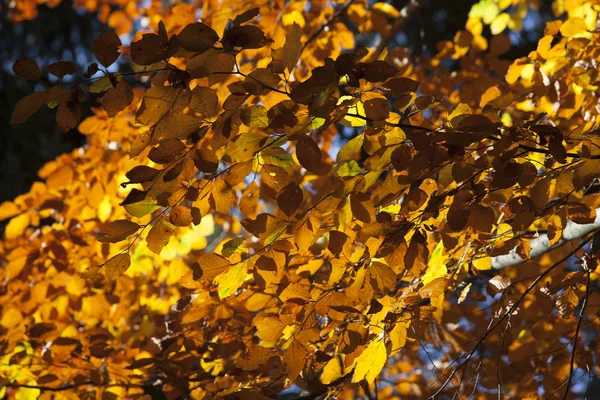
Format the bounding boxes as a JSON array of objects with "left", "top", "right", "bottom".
[
  {"left": 279, "top": 282, "right": 311, "bottom": 302},
  {"left": 389, "top": 321, "right": 408, "bottom": 355},
  {"left": 256, "top": 316, "right": 286, "bottom": 342},
  {"left": 559, "top": 17, "right": 587, "bottom": 38},
  {"left": 371, "top": 2, "right": 400, "bottom": 18},
  {"left": 15, "top": 383, "right": 40, "bottom": 400},
  {"left": 339, "top": 96, "right": 366, "bottom": 127},
  {"left": 197, "top": 252, "right": 230, "bottom": 281},
  {"left": 321, "top": 355, "right": 345, "bottom": 384},
  {"left": 479, "top": 86, "right": 501, "bottom": 108},
  {"left": 282, "top": 10, "right": 305, "bottom": 28},
  {"left": 146, "top": 218, "right": 175, "bottom": 255},
  {"left": 490, "top": 13, "right": 510, "bottom": 35},
  {"left": 217, "top": 263, "right": 247, "bottom": 299},
  {"left": 4, "top": 213, "right": 30, "bottom": 241},
  {"left": 294, "top": 221, "right": 314, "bottom": 253},
  {"left": 1, "top": 307, "right": 23, "bottom": 328},
  {"left": 472, "top": 256, "right": 491, "bottom": 270},
  {"left": 422, "top": 241, "right": 447, "bottom": 285},
  {"left": 352, "top": 338, "right": 387, "bottom": 384}
]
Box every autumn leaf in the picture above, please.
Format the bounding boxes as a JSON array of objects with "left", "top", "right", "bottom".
[
  {"left": 296, "top": 136, "right": 323, "bottom": 174},
  {"left": 95, "top": 220, "right": 140, "bottom": 243},
  {"left": 104, "top": 253, "right": 131, "bottom": 280},
  {"left": 276, "top": 182, "right": 303, "bottom": 217},
  {"left": 281, "top": 23, "right": 302, "bottom": 72},
  {"left": 13, "top": 57, "right": 40, "bottom": 81},
  {"left": 6, "top": 4, "right": 600, "bottom": 398},
  {"left": 217, "top": 263, "right": 248, "bottom": 299},
  {"left": 102, "top": 79, "right": 133, "bottom": 117},
  {"left": 283, "top": 341, "right": 306, "bottom": 381},
  {"left": 352, "top": 338, "right": 387, "bottom": 384},
  {"left": 93, "top": 31, "right": 122, "bottom": 67},
  {"left": 46, "top": 61, "right": 77, "bottom": 79},
  {"left": 197, "top": 253, "right": 231, "bottom": 281},
  {"left": 146, "top": 217, "right": 175, "bottom": 254},
  {"left": 148, "top": 138, "right": 187, "bottom": 164},
  {"left": 177, "top": 22, "right": 219, "bottom": 52},
  {"left": 10, "top": 90, "right": 47, "bottom": 124}
]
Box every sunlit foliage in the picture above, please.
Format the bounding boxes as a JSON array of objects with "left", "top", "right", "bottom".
[{"left": 2, "top": 0, "right": 600, "bottom": 398}]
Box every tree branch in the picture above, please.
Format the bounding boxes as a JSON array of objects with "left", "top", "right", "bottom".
[{"left": 491, "top": 209, "right": 600, "bottom": 269}]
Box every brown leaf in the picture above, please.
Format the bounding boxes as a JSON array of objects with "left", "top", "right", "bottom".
[
  {"left": 379, "top": 77, "right": 419, "bottom": 95},
  {"left": 93, "top": 31, "right": 122, "bottom": 67},
  {"left": 130, "top": 28, "right": 170, "bottom": 65},
  {"left": 192, "top": 148, "right": 219, "bottom": 174},
  {"left": 223, "top": 24, "right": 273, "bottom": 51},
  {"left": 405, "top": 231, "right": 428, "bottom": 276},
  {"left": 10, "top": 90, "right": 47, "bottom": 124},
  {"left": 369, "top": 262, "right": 397, "bottom": 293},
  {"left": 27, "top": 322, "right": 55, "bottom": 338},
  {"left": 148, "top": 139, "right": 187, "bottom": 164},
  {"left": 281, "top": 23, "right": 302, "bottom": 72},
  {"left": 137, "top": 86, "right": 189, "bottom": 126},
  {"left": 189, "top": 86, "right": 219, "bottom": 117},
  {"left": 328, "top": 230, "right": 347, "bottom": 256},
  {"left": 243, "top": 68, "right": 281, "bottom": 95},
  {"left": 350, "top": 194, "right": 371, "bottom": 223},
  {"left": 125, "top": 166, "right": 160, "bottom": 184},
  {"left": 276, "top": 182, "right": 303, "bottom": 216},
  {"left": 102, "top": 79, "right": 133, "bottom": 117},
  {"left": 177, "top": 22, "right": 219, "bottom": 52},
  {"left": 126, "top": 358, "right": 156, "bottom": 369},
  {"left": 296, "top": 136, "right": 323, "bottom": 174},
  {"left": 256, "top": 255, "right": 277, "bottom": 271},
  {"left": 356, "top": 61, "right": 397, "bottom": 82},
  {"left": 56, "top": 101, "right": 82, "bottom": 132},
  {"left": 47, "top": 61, "right": 77, "bottom": 79},
  {"left": 95, "top": 220, "right": 140, "bottom": 243},
  {"left": 233, "top": 7, "right": 260, "bottom": 25},
  {"left": 390, "top": 145, "right": 412, "bottom": 172},
  {"left": 13, "top": 57, "right": 40, "bottom": 81},
  {"left": 364, "top": 98, "right": 390, "bottom": 120}
]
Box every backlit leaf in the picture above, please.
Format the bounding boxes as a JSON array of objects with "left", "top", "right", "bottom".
[
  {"left": 146, "top": 217, "right": 175, "bottom": 254},
  {"left": 217, "top": 263, "right": 247, "bottom": 299},
  {"left": 352, "top": 338, "right": 387, "bottom": 384},
  {"left": 95, "top": 220, "right": 140, "bottom": 243},
  {"left": 104, "top": 253, "right": 131, "bottom": 280}
]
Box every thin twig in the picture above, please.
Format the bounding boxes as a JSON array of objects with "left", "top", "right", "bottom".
[
  {"left": 562, "top": 265, "right": 592, "bottom": 399},
  {"left": 300, "top": 0, "right": 357, "bottom": 54},
  {"left": 429, "top": 236, "right": 593, "bottom": 398}
]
